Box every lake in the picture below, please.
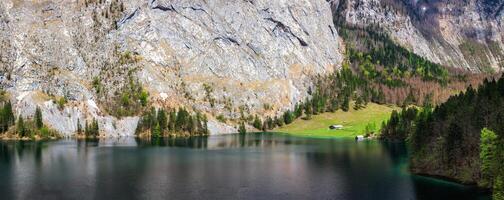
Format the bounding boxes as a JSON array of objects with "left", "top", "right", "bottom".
[{"left": 0, "top": 133, "right": 490, "bottom": 200}]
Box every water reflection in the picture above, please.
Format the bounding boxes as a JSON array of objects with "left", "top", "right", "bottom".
[{"left": 0, "top": 133, "right": 491, "bottom": 200}]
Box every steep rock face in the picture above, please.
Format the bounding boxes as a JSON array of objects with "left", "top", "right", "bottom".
[
  {"left": 0, "top": 0, "right": 343, "bottom": 136},
  {"left": 333, "top": 0, "right": 504, "bottom": 72}
]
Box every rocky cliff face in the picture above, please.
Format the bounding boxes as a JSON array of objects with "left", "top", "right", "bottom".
[
  {"left": 0, "top": 0, "right": 343, "bottom": 136},
  {"left": 333, "top": 0, "right": 504, "bottom": 72}
]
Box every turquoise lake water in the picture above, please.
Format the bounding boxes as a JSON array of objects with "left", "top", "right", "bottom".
[{"left": 0, "top": 133, "right": 491, "bottom": 200}]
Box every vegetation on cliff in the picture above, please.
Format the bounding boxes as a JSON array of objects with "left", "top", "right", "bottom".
[
  {"left": 0, "top": 91, "right": 61, "bottom": 140},
  {"left": 334, "top": 19, "right": 486, "bottom": 105},
  {"left": 1, "top": 106, "right": 60, "bottom": 140}
]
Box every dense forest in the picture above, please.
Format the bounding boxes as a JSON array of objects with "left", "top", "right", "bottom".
[
  {"left": 380, "top": 76, "right": 504, "bottom": 198},
  {"left": 336, "top": 24, "right": 487, "bottom": 104}
]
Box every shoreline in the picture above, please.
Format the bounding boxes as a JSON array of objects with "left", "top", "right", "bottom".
[
  {"left": 0, "top": 133, "right": 215, "bottom": 141},
  {"left": 0, "top": 131, "right": 375, "bottom": 141},
  {"left": 413, "top": 172, "right": 492, "bottom": 193}
]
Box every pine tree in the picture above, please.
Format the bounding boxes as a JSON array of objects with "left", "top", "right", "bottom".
[
  {"left": 85, "top": 120, "right": 90, "bottom": 137},
  {"left": 35, "top": 106, "right": 43, "bottom": 129},
  {"left": 494, "top": 174, "right": 504, "bottom": 200},
  {"left": 202, "top": 114, "right": 209, "bottom": 135},
  {"left": 275, "top": 116, "right": 284, "bottom": 127},
  {"left": 262, "top": 121, "right": 268, "bottom": 132},
  {"left": 263, "top": 116, "right": 274, "bottom": 130},
  {"left": 354, "top": 96, "right": 363, "bottom": 110},
  {"left": 480, "top": 128, "right": 499, "bottom": 188},
  {"left": 77, "top": 118, "right": 83, "bottom": 135},
  {"left": 17, "top": 116, "right": 27, "bottom": 137},
  {"left": 341, "top": 95, "right": 350, "bottom": 112},
  {"left": 0, "top": 103, "right": 7, "bottom": 133},
  {"left": 176, "top": 108, "right": 189, "bottom": 132},
  {"left": 187, "top": 116, "right": 195, "bottom": 135},
  {"left": 328, "top": 98, "right": 339, "bottom": 112},
  {"left": 91, "top": 119, "right": 99, "bottom": 137},
  {"left": 0, "top": 101, "right": 16, "bottom": 130},
  {"left": 0, "top": 108, "right": 4, "bottom": 133},
  {"left": 168, "top": 110, "right": 177, "bottom": 132},
  {"left": 151, "top": 122, "right": 161, "bottom": 138},
  {"left": 253, "top": 115, "right": 262, "bottom": 130},
  {"left": 196, "top": 112, "right": 204, "bottom": 135},
  {"left": 304, "top": 103, "right": 313, "bottom": 120},
  {"left": 157, "top": 109, "right": 167, "bottom": 133},
  {"left": 149, "top": 107, "right": 157, "bottom": 130},
  {"left": 4, "top": 101, "right": 14, "bottom": 126},
  {"left": 294, "top": 103, "right": 304, "bottom": 118},
  {"left": 283, "top": 110, "right": 294, "bottom": 124},
  {"left": 238, "top": 122, "right": 246, "bottom": 134}
]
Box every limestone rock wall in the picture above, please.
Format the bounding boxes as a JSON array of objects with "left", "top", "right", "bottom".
[
  {"left": 333, "top": 0, "right": 504, "bottom": 72},
  {"left": 0, "top": 0, "right": 343, "bottom": 136}
]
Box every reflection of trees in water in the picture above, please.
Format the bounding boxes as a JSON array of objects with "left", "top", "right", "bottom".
[
  {"left": 380, "top": 141, "right": 408, "bottom": 166},
  {"left": 0, "top": 142, "right": 15, "bottom": 200},
  {"left": 0, "top": 141, "right": 49, "bottom": 199},
  {"left": 0, "top": 142, "right": 12, "bottom": 163},
  {"left": 93, "top": 144, "right": 149, "bottom": 199},
  {"left": 0, "top": 141, "right": 47, "bottom": 165},
  {"left": 76, "top": 138, "right": 100, "bottom": 147},
  {"left": 131, "top": 133, "right": 311, "bottom": 149},
  {"left": 135, "top": 136, "right": 210, "bottom": 149},
  {"left": 302, "top": 140, "right": 415, "bottom": 200}
]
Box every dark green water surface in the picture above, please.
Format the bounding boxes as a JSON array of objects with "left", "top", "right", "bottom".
[{"left": 0, "top": 133, "right": 490, "bottom": 200}]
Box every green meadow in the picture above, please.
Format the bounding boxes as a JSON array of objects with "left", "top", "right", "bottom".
[{"left": 275, "top": 103, "right": 398, "bottom": 138}]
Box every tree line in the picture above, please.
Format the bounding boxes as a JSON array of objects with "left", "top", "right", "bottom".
[
  {"left": 136, "top": 107, "right": 209, "bottom": 137},
  {"left": 76, "top": 118, "right": 100, "bottom": 138}
]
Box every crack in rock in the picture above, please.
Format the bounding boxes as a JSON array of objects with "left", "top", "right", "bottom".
[
  {"left": 214, "top": 36, "right": 240, "bottom": 46},
  {"left": 247, "top": 43, "right": 260, "bottom": 55},
  {"left": 152, "top": 4, "right": 176, "bottom": 12},
  {"left": 265, "top": 17, "right": 309, "bottom": 47},
  {"left": 118, "top": 8, "right": 139, "bottom": 27},
  {"left": 182, "top": 6, "right": 208, "bottom": 14}
]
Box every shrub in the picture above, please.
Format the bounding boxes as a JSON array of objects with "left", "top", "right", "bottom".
[
  {"left": 57, "top": 97, "right": 67, "bottom": 110},
  {"left": 92, "top": 77, "right": 102, "bottom": 94},
  {"left": 252, "top": 115, "right": 262, "bottom": 130},
  {"left": 139, "top": 90, "right": 149, "bottom": 107},
  {"left": 40, "top": 127, "right": 50, "bottom": 138},
  {"left": 216, "top": 114, "right": 227, "bottom": 123}
]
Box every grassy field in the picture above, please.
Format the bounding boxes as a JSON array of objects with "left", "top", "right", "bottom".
[{"left": 275, "top": 103, "right": 398, "bottom": 138}]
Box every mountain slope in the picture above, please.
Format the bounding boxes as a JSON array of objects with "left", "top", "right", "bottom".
[
  {"left": 332, "top": 0, "right": 504, "bottom": 72},
  {"left": 0, "top": 0, "right": 343, "bottom": 136}
]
